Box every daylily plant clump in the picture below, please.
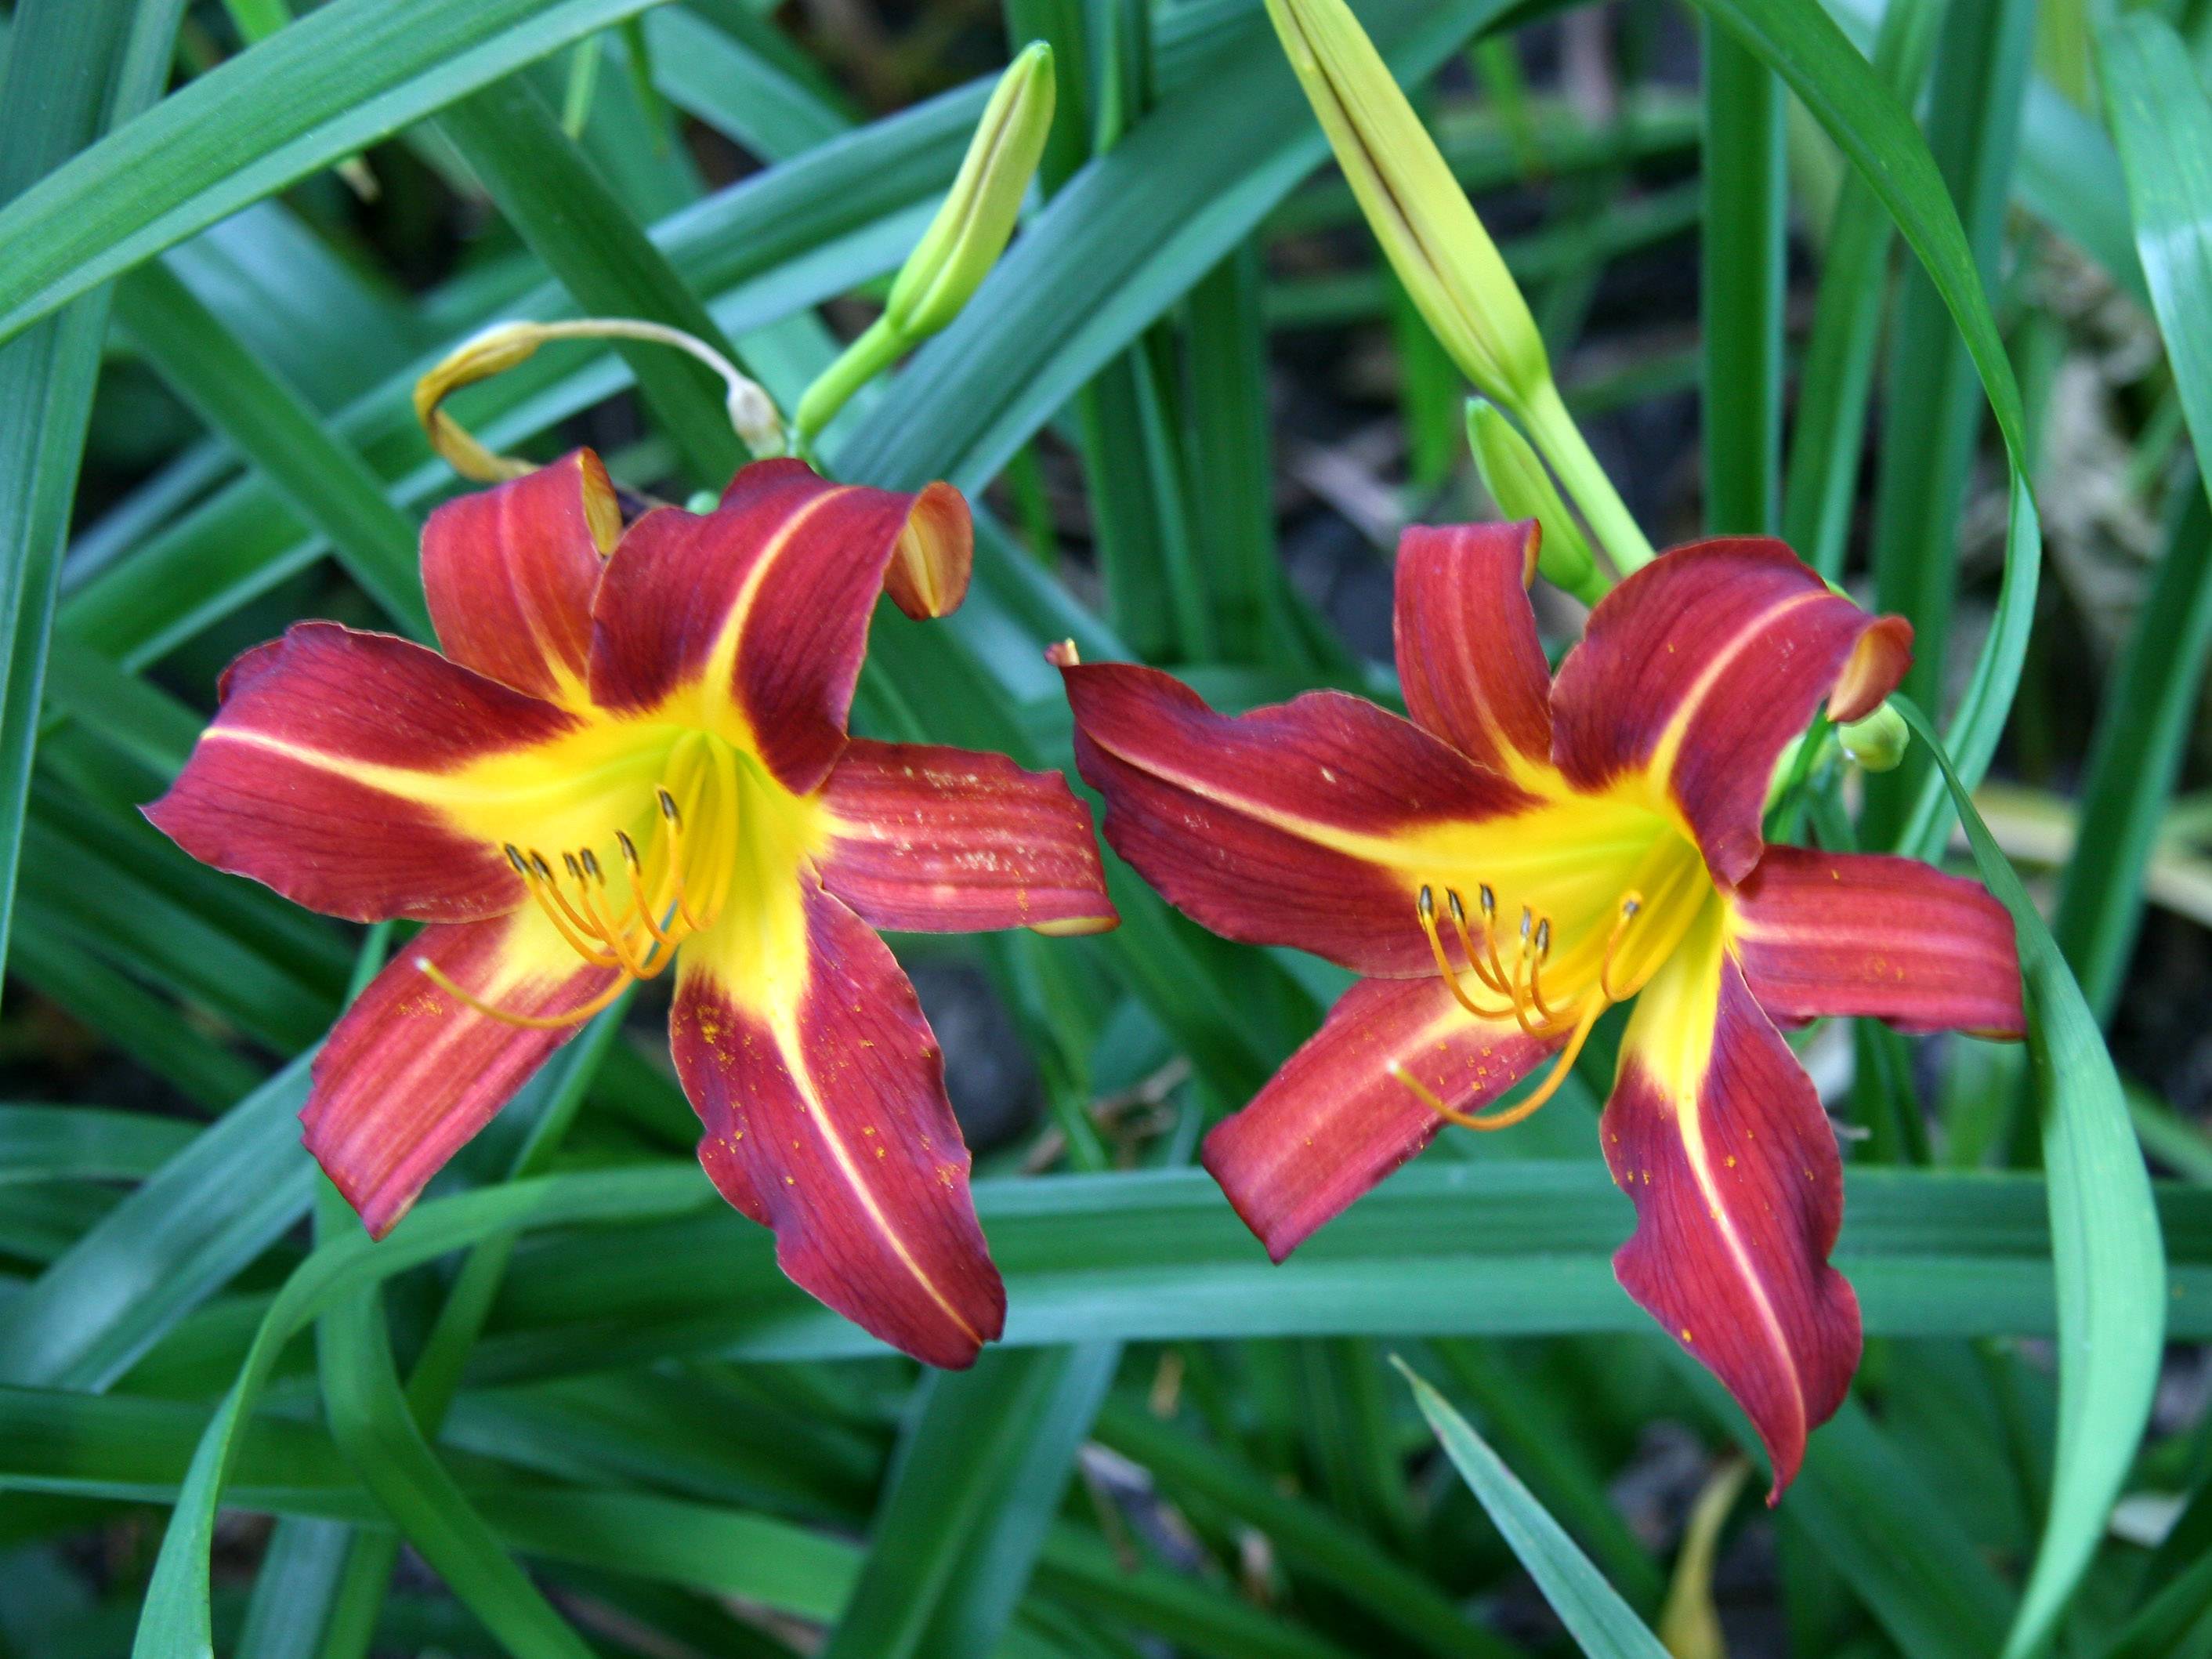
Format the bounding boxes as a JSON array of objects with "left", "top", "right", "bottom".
[
  {"left": 1055, "top": 523, "right": 2026, "bottom": 1493},
  {"left": 149, "top": 449, "right": 1117, "bottom": 1367}
]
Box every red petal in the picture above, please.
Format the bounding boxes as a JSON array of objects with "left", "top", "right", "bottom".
[
  {"left": 588, "top": 458, "right": 975, "bottom": 793},
  {"left": 306, "top": 910, "right": 618, "bottom": 1238},
  {"left": 817, "top": 738, "right": 1117, "bottom": 936},
  {"left": 880, "top": 481, "right": 972, "bottom": 620},
  {"left": 1549, "top": 540, "right": 1913, "bottom": 886},
  {"left": 1393, "top": 520, "right": 1554, "bottom": 775},
  {"left": 1202, "top": 975, "right": 1551, "bottom": 1261},
  {"left": 1602, "top": 904, "right": 1861, "bottom": 1498},
  {"left": 1059, "top": 660, "right": 1537, "bottom": 975},
  {"left": 422, "top": 449, "right": 617, "bottom": 707},
  {"left": 1731, "top": 847, "right": 2024, "bottom": 1038},
  {"left": 670, "top": 880, "right": 1005, "bottom": 1367},
  {"left": 144, "top": 623, "right": 580, "bottom": 922}
]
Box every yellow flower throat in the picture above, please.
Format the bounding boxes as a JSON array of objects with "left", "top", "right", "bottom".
[
  {"left": 1385, "top": 811, "right": 1711, "bottom": 1132},
  {"left": 417, "top": 729, "right": 758, "bottom": 1026}
]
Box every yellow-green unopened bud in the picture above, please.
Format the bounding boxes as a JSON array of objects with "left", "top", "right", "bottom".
[
  {"left": 1465, "top": 399, "right": 1606, "bottom": 605},
  {"left": 1840, "top": 703, "right": 1910, "bottom": 772},
  {"left": 793, "top": 45, "right": 1055, "bottom": 446},
  {"left": 1264, "top": 0, "right": 1548, "bottom": 408},
  {"left": 886, "top": 42, "right": 1055, "bottom": 339}
]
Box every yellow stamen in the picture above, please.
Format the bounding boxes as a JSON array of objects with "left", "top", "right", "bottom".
[
  {"left": 1417, "top": 887, "right": 1518, "bottom": 1020},
  {"left": 1477, "top": 884, "right": 1511, "bottom": 990},
  {"left": 471, "top": 736, "right": 752, "bottom": 1005},
  {"left": 1400, "top": 871, "right": 1661, "bottom": 1135},
  {"left": 1444, "top": 888, "right": 1511, "bottom": 995},
  {"left": 574, "top": 852, "right": 655, "bottom": 978},
  {"left": 616, "top": 828, "right": 683, "bottom": 947},
  {"left": 657, "top": 787, "right": 711, "bottom": 933},
  {"left": 1524, "top": 915, "right": 1567, "bottom": 1025},
  {"left": 509, "top": 844, "right": 621, "bottom": 968},
  {"left": 530, "top": 849, "right": 606, "bottom": 943},
  {"left": 1504, "top": 938, "right": 1551, "bottom": 1040}
]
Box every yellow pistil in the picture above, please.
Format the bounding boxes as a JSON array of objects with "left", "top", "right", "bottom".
[
  {"left": 1524, "top": 917, "right": 1565, "bottom": 1025},
  {"left": 416, "top": 960, "right": 632, "bottom": 1029},
  {"left": 1389, "top": 998, "right": 1603, "bottom": 1131}
]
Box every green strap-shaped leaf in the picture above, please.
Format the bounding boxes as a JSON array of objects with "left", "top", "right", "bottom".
[
  {"left": 1395, "top": 1358, "right": 1671, "bottom": 1658},
  {"left": 1673, "top": 1359, "right": 2011, "bottom": 1657},
  {"left": 468, "top": 1161, "right": 2212, "bottom": 1363},
  {"left": 129, "top": 1165, "right": 712, "bottom": 1659},
  {"left": 1895, "top": 697, "right": 2166, "bottom": 1658},
  {"left": 1185, "top": 246, "right": 1309, "bottom": 670},
  {"left": 1779, "top": 0, "right": 1942, "bottom": 576},
  {"left": 1671, "top": 9, "right": 2130, "bottom": 1638},
  {"left": 1859, "top": 0, "right": 2035, "bottom": 843},
  {"left": 231, "top": 1516, "right": 352, "bottom": 1659},
  {"left": 5, "top": 921, "right": 264, "bottom": 1108},
  {"left": 820, "top": 1346, "right": 1119, "bottom": 1659},
  {"left": 2073, "top": 22, "right": 2212, "bottom": 1023},
  {"left": 1095, "top": 1397, "right": 1517, "bottom": 1658},
  {"left": 0, "top": 1105, "right": 196, "bottom": 1185},
  {"left": 12, "top": 1371, "right": 1357, "bottom": 1657},
  {"left": 110, "top": 260, "right": 430, "bottom": 635},
  {"left": 0, "top": 0, "right": 668, "bottom": 346},
  {"left": 303, "top": 993, "right": 632, "bottom": 1659},
  {"left": 2015, "top": 79, "right": 2145, "bottom": 300},
  {"left": 0, "top": 0, "right": 183, "bottom": 1004},
  {"left": 1689, "top": 0, "right": 2041, "bottom": 858},
  {"left": 313, "top": 1186, "right": 596, "bottom": 1659},
  {"left": 1700, "top": 25, "right": 1787, "bottom": 536},
  {"left": 2051, "top": 476, "right": 2212, "bottom": 1023},
  {"left": 644, "top": 6, "right": 851, "bottom": 158},
  {"left": 436, "top": 75, "right": 749, "bottom": 486},
  {"left": 0, "top": 1053, "right": 313, "bottom": 1392}
]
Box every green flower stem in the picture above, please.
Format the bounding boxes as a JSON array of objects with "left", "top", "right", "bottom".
[
  {"left": 1519, "top": 374, "right": 1656, "bottom": 578},
  {"left": 794, "top": 314, "right": 907, "bottom": 448}
]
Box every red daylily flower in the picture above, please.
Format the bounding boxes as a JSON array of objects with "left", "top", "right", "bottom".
[
  {"left": 150, "top": 449, "right": 1118, "bottom": 1368},
  {"left": 1055, "top": 525, "right": 2023, "bottom": 1492}
]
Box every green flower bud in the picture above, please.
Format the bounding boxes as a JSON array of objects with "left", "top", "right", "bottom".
[
  {"left": 885, "top": 42, "right": 1057, "bottom": 339},
  {"left": 1840, "top": 703, "right": 1910, "bottom": 772},
  {"left": 1465, "top": 399, "right": 1607, "bottom": 605},
  {"left": 794, "top": 45, "right": 1055, "bottom": 446},
  {"left": 1264, "top": 0, "right": 1549, "bottom": 408}
]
